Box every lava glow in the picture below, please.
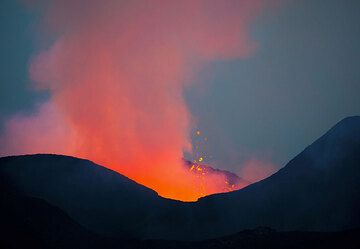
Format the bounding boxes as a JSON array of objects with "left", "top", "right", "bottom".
[
  {"left": 185, "top": 162, "right": 250, "bottom": 198},
  {"left": 182, "top": 130, "right": 250, "bottom": 199},
  {"left": 0, "top": 0, "right": 275, "bottom": 201}
]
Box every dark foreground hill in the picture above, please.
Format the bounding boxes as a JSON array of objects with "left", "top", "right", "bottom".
[
  {"left": 0, "top": 153, "right": 176, "bottom": 239},
  {"left": 1, "top": 193, "right": 359, "bottom": 249},
  {"left": 0, "top": 116, "right": 360, "bottom": 242},
  {"left": 1, "top": 187, "right": 360, "bottom": 249},
  {"left": 0, "top": 189, "right": 115, "bottom": 249},
  {"left": 139, "top": 228, "right": 360, "bottom": 249}
]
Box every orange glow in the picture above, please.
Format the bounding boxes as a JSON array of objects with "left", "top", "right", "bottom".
[
  {"left": 0, "top": 0, "right": 275, "bottom": 201},
  {"left": 183, "top": 161, "right": 250, "bottom": 199}
]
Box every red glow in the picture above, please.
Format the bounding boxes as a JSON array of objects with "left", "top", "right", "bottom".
[{"left": 0, "top": 0, "right": 275, "bottom": 201}]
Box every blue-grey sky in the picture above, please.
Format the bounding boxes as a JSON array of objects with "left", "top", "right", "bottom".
[
  {"left": 1, "top": 0, "right": 360, "bottom": 174},
  {"left": 186, "top": 0, "right": 360, "bottom": 171},
  {"left": 0, "top": 0, "right": 47, "bottom": 128}
]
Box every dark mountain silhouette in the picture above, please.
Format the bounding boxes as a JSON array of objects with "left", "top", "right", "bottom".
[
  {"left": 190, "top": 116, "right": 360, "bottom": 239},
  {"left": 1, "top": 183, "right": 359, "bottom": 249},
  {"left": 0, "top": 116, "right": 360, "bottom": 243},
  {"left": 1, "top": 192, "right": 360, "bottom": 249},
  {"left": 0, "top": 191, "right": 115, "bottom": 249},
  {"left": 0, "top": 154, "right": 177, "bottom": 239},
  {"left": 139, "top": 228, "right": 360, "bottom": 249}
]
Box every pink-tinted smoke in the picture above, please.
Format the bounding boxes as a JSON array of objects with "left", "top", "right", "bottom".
[
  {"left": 239, "top": 159, "right": 277, "bottom": 182},
  {"left": 1, "top": 0, "right": 275, "bottom": 201}
]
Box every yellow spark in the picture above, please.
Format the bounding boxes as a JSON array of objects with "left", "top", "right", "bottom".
[{"left": 198, "top": 157, "right": 203, "bottom": 162}]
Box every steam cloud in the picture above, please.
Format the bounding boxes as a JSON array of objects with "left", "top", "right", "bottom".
[{"left": 1, "top": 0, "right": 274, "bottom": 201}]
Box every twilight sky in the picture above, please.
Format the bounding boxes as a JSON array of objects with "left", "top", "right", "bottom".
[{"left": 1, "top": 0, "right": 360, "bottom": 184}]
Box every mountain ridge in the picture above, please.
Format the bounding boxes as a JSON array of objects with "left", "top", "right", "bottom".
[{"left": 0, "top": 116, "right": 359, "bottom": 240}]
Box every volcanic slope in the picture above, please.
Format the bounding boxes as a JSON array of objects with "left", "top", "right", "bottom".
[{"left": 1, "top": 116, "right": 360, "bottom": 240}]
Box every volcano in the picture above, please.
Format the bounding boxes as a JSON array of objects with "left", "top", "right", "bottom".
[{"left": 1, "top": 116, "right": 360, "bottom": 245}]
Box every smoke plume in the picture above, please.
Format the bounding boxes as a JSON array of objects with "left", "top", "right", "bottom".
[{"left": 1, "top": 0, "right": 273, "bottom": 201}]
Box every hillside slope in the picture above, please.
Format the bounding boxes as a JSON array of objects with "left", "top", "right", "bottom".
[{"left": 1, "top": 116, "right": 359, "bottom": 240}]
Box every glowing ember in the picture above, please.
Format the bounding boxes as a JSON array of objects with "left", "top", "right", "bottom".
[
  {"left": 183, "top": 160, "right": 250, "bottom": 198},
  {"left": 181, "top": 130, "right": 251, "bottom": 199}
]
